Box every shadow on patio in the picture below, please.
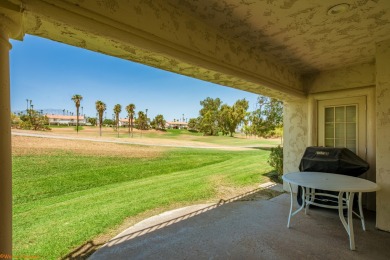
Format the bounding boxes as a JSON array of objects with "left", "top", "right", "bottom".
[{"left": 88, "top": 185, "right": 390, "bottom": 260}]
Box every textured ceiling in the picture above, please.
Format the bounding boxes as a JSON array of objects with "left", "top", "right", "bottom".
[
  {"left": 16, "top": 0, "right": 390, "bottom": 98},
  {"left": 171, "top": 0, "right": 390, "bottom": 73}
]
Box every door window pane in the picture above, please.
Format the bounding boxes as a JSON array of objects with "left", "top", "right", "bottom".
[
  {"left": 335, "top": 107, "right": 345, "bottom": 122},
  {"left": 325, "top": 123, "right": 334, "bottom": 138},
  {"left": 324, "top": 105, "right": 357, "bottom": 153},
  {"left": 335, "top": 123, "right": 345, "bottom": 139},
  {"left": 346, "top": 123, "right": 356, "bottom": 139},
  {"left": 325, "top": 139, "right": 334, "bottom": 147},
  {"left": 325, "top": 107, "right": 334, "bottom": 123},
  {"left": 346, "top": 106, "right": 356, "bottom": 123},
  {"left": 335, "top": 139, "right": 345, "bottom": 147}
]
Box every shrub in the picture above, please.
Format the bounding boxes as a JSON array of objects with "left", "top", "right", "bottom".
[
  {"left": 267, "top": 145, "right": 283, "bottom": 182},
  {"left": 18, "top": 110, "right": 50, "bottom": 131}
]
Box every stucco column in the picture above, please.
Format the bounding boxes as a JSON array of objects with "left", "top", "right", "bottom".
[
  {"left": 376, "top": 39, "right": 390, "bottom": 232},
  {"left": 282, "top": 99, "right": 309, "bottom": 191},
  {"left": 0, "top": 16, "right": 15, "bottom": 255}
]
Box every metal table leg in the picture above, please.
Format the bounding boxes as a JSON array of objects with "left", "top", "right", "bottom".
[
  {"left": 358, "top": 192, "right": 366, "bottom": 231},
  {"left": 287, "top": 182, "right": 306, "bottom": 228},
  {"left": 338, "top": 191, "right": 356, "bottom": 250}
]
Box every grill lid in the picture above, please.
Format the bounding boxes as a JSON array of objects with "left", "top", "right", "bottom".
[{"left": 299, "top": 147, "right": 369, "bottom": 177}]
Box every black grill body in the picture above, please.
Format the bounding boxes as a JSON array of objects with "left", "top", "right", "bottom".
[{"left": 297, "top": 147, "right": 369, "bottom": 206}]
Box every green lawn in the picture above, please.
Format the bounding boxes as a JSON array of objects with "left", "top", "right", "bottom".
[
  {"left": 13, "top": 147, "right": 273, "bottom": 259},
  {"left": 142, "top": 129, "right": 203, "bottom": 138}
]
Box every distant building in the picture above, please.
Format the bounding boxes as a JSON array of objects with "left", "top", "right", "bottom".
[
  {"left": 46, "top": 114, "right": 86, "bottom": 126},
  {"left": 165, "top": 121, "right": 188, "bottom": 129},
  {"left": 119, "top": 118, "right": 132, "bottom": 127}
]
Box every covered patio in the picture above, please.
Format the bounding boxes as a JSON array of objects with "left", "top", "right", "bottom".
[
  {"left": 1, "top": 0, "right": 390, "bottom": 256},
  {"left": 89, "top": 192, "right": 390, "bottom": 259}
]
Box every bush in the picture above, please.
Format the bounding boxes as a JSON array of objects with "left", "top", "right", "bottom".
[
  {"left": 267, "top": 145, "right": 283, "bottom": 182},
  {"left": 18, "top": 110, "right": 50, "bottom": 131}
]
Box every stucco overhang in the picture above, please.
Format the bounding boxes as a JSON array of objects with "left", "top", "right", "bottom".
[{"left": 3, "top": 0, "right": 390, "bottom": 100}]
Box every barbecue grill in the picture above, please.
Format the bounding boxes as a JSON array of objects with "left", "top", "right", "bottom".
[{"left": 297, "top": 146, "right": 369, "bottom": 207}]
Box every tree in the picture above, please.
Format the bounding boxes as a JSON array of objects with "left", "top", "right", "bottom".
[
  {"left": 71, "top": 94, "right": 83, "bottom": 134},
  {"left": 264, "top": 98, "right": 283, "bottom": 129},
  {"left": 198, "top": 97, "right": 221, "bottom": 135},
  {"left": 218, "top": 104, "right": 231, "bottom": 136},
  {"left": 151, "top": 114, "right": 166, "bottom": 130},
  {"left": 11, "top": 112, "right": 19, "bottom": 126},
  {"left": 88, "top": 117, "right": 97, "bottom": 126},
  {"left": 251, "top": 96, "right": 283, "bottom": 138},
  {"left": 217, "top": 99, "right": 248, "bottom": 137},
  {"left": 19, "top": 109, "right": 50, "bottom": 131},
  {"left": 242, "top": 124, "right": 251, "bottom": 138},
  {"left": 136, "top": 111, "right": 148, "bottom": 130},
  {"left": 95, "top": 100, "right": 106, "bottom": 136},
  {"left": 103, "top": 118, "right": 114, "bottom": 126},
  {"left": 187, "top": 118, "right": 198, "bottom": 131},
  {"left": 126, "top": 103, "right": 136, "bottom": 137},
  {"left": 113, "top": 104, "right": 122, "bottom": 137},
  {"left": 229, "top": 99, "right": 249, "bottom": 136}
]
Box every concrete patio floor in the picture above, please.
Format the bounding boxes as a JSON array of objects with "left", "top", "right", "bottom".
[{"left": 90, "top": 193, "right": 390, "bottom": 260}]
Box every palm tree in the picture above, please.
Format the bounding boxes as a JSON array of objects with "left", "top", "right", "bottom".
[
  {"left": 113, "top": 104, "right": 122, "bottom": 137},
  {"left": 138, "top": 111, "right": 147, "bottom": 137},
  {"left": 95, "top": 100, "right": 106, "bottom": 137},
  {"left": 126, "top": 103, "right": 136, "bottom": 137}
]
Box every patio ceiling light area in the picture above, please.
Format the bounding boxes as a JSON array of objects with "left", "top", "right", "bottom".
[{"left": 327, "top": 3, "right": 351, "bottom": 15}]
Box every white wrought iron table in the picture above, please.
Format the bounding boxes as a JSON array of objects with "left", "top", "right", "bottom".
[{"left": 282, "top": 172, "right": 380, "bottom": 250}]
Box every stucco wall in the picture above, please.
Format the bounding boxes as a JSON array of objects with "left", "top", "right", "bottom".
[
  {"left": 283, "top": 99, "right": 309, "bottom": 191},
  {"left": 308, "top": 88, "right": 377, "bottom": 210},
  {"left": 376, "top": 39, "right": 390, "bottom": 232},
  {"left": 304, "top": 63, "right": 375, "bottom": 94},
  {"left": 298, "top": 65, "right": 379, "bottom": 210}
]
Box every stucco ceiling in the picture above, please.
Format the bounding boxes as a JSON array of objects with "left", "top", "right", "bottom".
[
  {"left": 4, "top": 0, "right": 390, "bottom": 99},
  {"left": 172, "top": 0, "right": 390, "bottom": 73}
]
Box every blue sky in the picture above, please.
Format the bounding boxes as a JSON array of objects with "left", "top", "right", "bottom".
[{"left": 10, "top": 35, "right": 259, "bottom": 121}]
